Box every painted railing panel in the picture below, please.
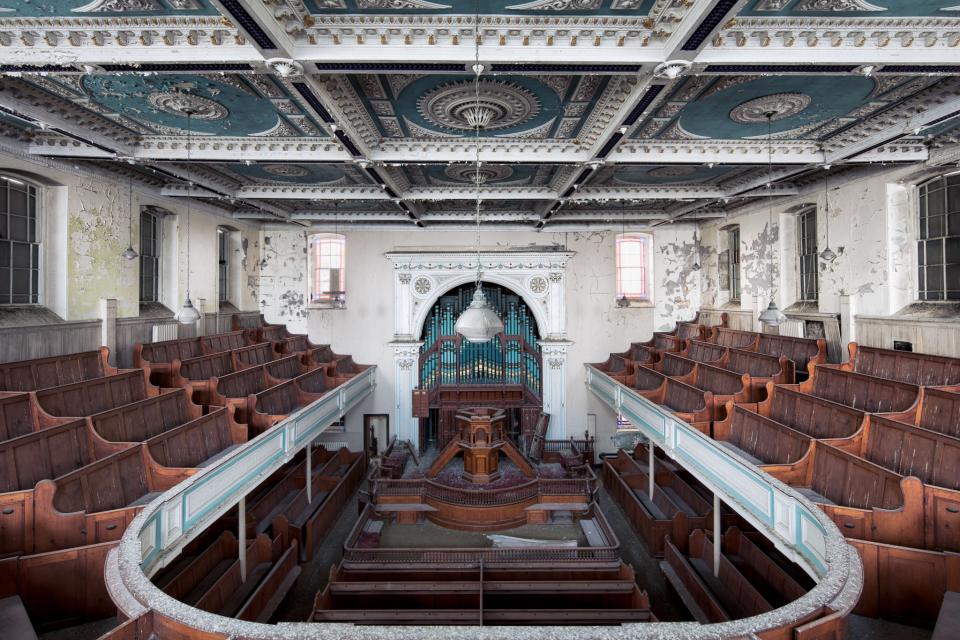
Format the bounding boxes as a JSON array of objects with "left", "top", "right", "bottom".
[
  {"left": 138, "top": 365, "right": 376, "bottom": 577},
  {"left": 586, "top": 364, "right": 829, "bottom": 579}
]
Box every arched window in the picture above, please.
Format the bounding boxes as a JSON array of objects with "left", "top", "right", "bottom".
[
  {"left": 615, "top": 233, "right": 653, "bottom": 302},
  {"left": 217, "top": 227, "right": 230, "bottom": 304},
  {"left": 0, "top": 174, "right": 40, "bottom": 305},
  {"left": 917, "top": 175, "right": 960, "bottom": 301},
  {"left": 309, "top": 233, "right": 346, "bottom": 305}
]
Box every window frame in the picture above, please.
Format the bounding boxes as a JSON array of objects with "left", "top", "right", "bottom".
[
  {"left": 916, "top": 174, "right": 960, "bottom": 302},
  {"left": 139, "top": 208, "right": 162, "bottom": 304},
  {"left": 0, "top": 173, "right": 42, "bottom": 306},
  {"left": 308, "top": 232, "right": 347, "bottom": 307},
  {"left": 217, "top": 227, "right": 229, "bottom": 304},
  {"left": 728, "top": 227, "right": 741, "bottom": 303},
  {"left": 797, "top": 207, "right": 819, "bottom": 302},
  {"left": 615, "top": 232, "right": 653, "bottom": 304}
]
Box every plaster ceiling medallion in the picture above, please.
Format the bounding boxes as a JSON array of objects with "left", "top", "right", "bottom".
[
  {"left": 444, "top": 164, "right": 514, "bottom": 184},
  {"left": 262, "top": 164, "right": 311, "bottom": 177},
  {"left": 265, "top": 58, "right": 304, "bottom": 80},
  {"left": 527, "top": 276, "right": 549, "bottom": 296},
  {"left": 647, "top": 166, "right": 697, "bottom": 178},
  {"left": 413, "top": 276, "right": 433, "bottom": 296},
  {"left": 653, "top": 60, "right": 692, "bottom": 81},
  {"left": 418, "top": 80, "right": 540, "bottom": 132},
  {"left": 794, "top": 0, "right": 886, "bottom": 11},
  {"left": 147, "top": 91, "right": 228, "bottom": 121},
  {"left": 729, "top": 93, "right": 812, "bottom": 124}
]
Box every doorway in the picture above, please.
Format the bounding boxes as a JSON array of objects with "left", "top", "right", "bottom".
[{"left": 363, "top": 414, "right": 390, "bottom": 459}]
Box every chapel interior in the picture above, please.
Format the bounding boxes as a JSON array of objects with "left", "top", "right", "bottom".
[{"left": 0, "top": 1, "right": 959, "bottom": 639}]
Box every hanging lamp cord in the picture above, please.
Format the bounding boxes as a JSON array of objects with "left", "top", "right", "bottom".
[
  {"left": 473, "top": 0, "right": 482, "bottom": 291},
  {"left": 186, "top": 111, "right": 192, "bottom": 301},
  {"left": 766, "top": 111, "right": 775, "bottom": 299}
]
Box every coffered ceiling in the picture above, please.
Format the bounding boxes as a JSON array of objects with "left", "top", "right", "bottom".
[{"left": 0, "top": 0, "right": 959, "bottom": 229}]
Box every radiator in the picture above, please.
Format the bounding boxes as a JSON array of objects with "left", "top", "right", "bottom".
[
  {"left": 317, "top": 440, "right": 349, "bottom": 451},
  {"left": 778, "top": 318, "right": 805, "bottom": 338},
  {"left": 151, "top": 323, "right": 179, "bottom": 342}
]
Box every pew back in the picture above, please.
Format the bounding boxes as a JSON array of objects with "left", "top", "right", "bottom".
[
  {"left": 146, "top": 408, "right": 240, "bottom": 469},
  {"left": 757, "top": 335, "right": 825, "bottom": 371},
  {"left": 34, "top": 370, "right": 156, "bottom": 418},
  {"left": 709, "top": 327, "right": 760, "bottom": 350},
  {"left": 88, "top": 390, "right": 199, "bottom": 443},
  {"left": 848, "top": 343, "right": 960, "bottom": 387},
  {"left": 807, "top": 367, "right": 919, "bottom": 413},
  {"left": 0, "top": 347, "right": 114, "bottom": 392},
  {"left": 0, "top": 418, "right": 99, "bottom": 492},
  {"left": 716, "top": 406, "right": 811, "bottom": 466},
  {"left": 683, "top": 340, "right": 727, "bottom": 365},
  {"left": 863, "top": 415, "right": 960, "bottom": 490},
  {"left": 232, "top": 343, "right": 276, "bottom": 369},
  {"left": 0, "top": 392, "right": 43, "bottom": 441},
  {"left": 764, "top": 385, "right": 865, "bottom": 439},
  {"left": 200, "top": 331, "right": 249, "bottom": 355},
  {"left": 812, "top": 444, "right": 904, "bottom": 511}
]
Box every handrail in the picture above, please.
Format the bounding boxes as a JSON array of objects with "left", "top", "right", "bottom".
[
  {"left": 585, "top": 363, "right": 841, "bottom": 581},
  {"left": 370, "top": 471, "right": 595, "bottom": 507},
  {"left": 134, "top": 365, "right": 376, "bottom": 577},
  {"left": 106, "top": 360, "right": 861, "bottom": 640}
]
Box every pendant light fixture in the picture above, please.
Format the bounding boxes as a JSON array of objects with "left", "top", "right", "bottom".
[
  {"left": 616, "top": 200, "right": 630, "bottom": 308},
  {"left": 454, "top": 0, "right": 504, "bottom": 344},
  {"left": 175, "top": 109, "right": 201, "bottom": 325},
  {"left": 121, "top": 171, "right": 139, "bottom": 260},
  {"left": 758, "top": 111, "right": 786, "bottom": 327},
  {"left": 819, "top": 168, "right": 837, "bottom": 262}
]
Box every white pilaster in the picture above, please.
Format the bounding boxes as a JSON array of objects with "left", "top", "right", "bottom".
[
  {"left": 391, "top": 340, "right": 422, "bottom": 451},
  {"left": 540, "top": 340, "right": 572, "bottom": 440},
  {"left": 100, "top": 298, "right": 117, "bottom": 366},
  {"left": 839, "top": 294, "right": 857, "bottom": 361}
]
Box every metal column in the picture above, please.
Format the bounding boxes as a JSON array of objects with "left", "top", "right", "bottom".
[
  {"left": 713, "top": 493, "right": 721, "bottom": 577},
  {"left": 238, "top": 496, "right": 247, "bottom": 582}
]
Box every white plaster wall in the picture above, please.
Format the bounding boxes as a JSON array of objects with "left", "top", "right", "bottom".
[{"left": 258, "top": 226, "right": 699, "bottom": 451}]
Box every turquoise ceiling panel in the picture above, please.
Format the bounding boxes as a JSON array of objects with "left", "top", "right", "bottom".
[
  {"left": 303, "top": 0, "right": 655, "bottom": 16},
  {"left": 741, "top": 0, "right": 960, "bottom": 18},
  {"left": 612, "top": 165, "right": 739, "bottom": 185},
  {"left": 0, "top": 0, "right": 217, "bottom": 18},
  {"left": 220, "top": 163, "right": 350, "bottom": 184},
  {"left": 674, "top": 75, "right": 875, "bottom": 140}
]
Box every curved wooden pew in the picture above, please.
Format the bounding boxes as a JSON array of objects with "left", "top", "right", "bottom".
[
  {"left": 0, "top": 347, "right": 118, "bottom": 392},
  {"left": 756, "top": 334, "right": 826, "bottom": 379},
  {"left": 168, "top": 350, "right": 235, "bottom": 405},
  {"left": 631, "top": 366, "right": 713, "bottom": 425},
  {"left": 880, "top": 385, "right": 960, "bottom": 439},
  {"left": 684, "top": 361, "right": 750, "bottom": 421},
  {"left": 723, "top": 349, "right": 793, "bottom": 402},
  {"left": 761, "top": 441, "right": 925, "bottom": 549},
  {"left": 754, "top": 382, "right": 867, "bottom": 440},
  {"left": 841, "top": 342, "right": 960, "bottom": 387},
  {"left": 638, "top": 332, "right": 683, "bottom": 355},
  {"left": 262, "top": 354, "right": 309, "bottom": 386},
  {"left": 0, "top": 391, "right": 73, "bottom": 441},
  {"left": 302, "top": 345, "right": 347, "bottom": 371},
  {"left": 208, "top": 356, "right": 303, "bottom": 421},
  {"left": 31, "top": 369, "right": 161, "bottom": 426},
  {"left": 712, "top": 403, "right": 813, "bottom": 466},
  {"left": 87, "top": 388, "right": 203, "bottom": 445},
  {"left": 707, "top": 327, "right": 760, "bottom": 350},
  {"left": 133, "top": 330, "right": 252, "bottom": 386},
  {"left": 680, "top": 339, "right": 727, "bottom": 365},
  {"left": 245, "top": 377, "right": 326, "bottom": 434},
  {"left": 145, "top": 406, "right": 246, "bottom": 470},
  {"left": 329, "top": 357, "right": 371, "bottom": 385},
  {"left": 32, "top": 444, "right": 194, "bottom": 552},
  {"left": 589, "top": 354, "right": 635, "bottom": 384},
  {"left": 794, "top": 364, "right": 920, "bottom": 414}
]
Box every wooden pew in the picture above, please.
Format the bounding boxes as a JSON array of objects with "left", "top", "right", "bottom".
[
  {"left": 651, "top": 352, "right": 696, "bottom": 378},
  {"left": 168, "top": 350, "right": 236, "bottom": 405},
  {"left": 755, "top": 382, "right": 867, "bottom": 440},
  {"left": 680, "top": 340, "right": 727, "bottom": 365},
  {"left": 31, "top": 369, "right": 161, "bottom": 426},
  {"left": 638, "top": 333, "right": 683, "bottom": 354},
  {"left": 0, "top": 347, "right": 118, "bottom": 392},
  {"left": 134, "top": 330, "right": 251, "bottom": 386},
  {"left": 684, "top": 361, "right": 750, "bottom": 421},
  {"left": 87, "top": 388, "right": 203, "bottom": 444},
  {"left": 329, "top": 357, "right": 371, "bottom": 385},
  {"left": 712, "top": 403, "right": 812, "bottom": 466},
  {"left": 707, "top": 327, "right": 760, "bottom": 350},
  {"left": 602, "top": 450, "right": 711, "bottom": 557},
  {"left": 262, "top": 354, "right": 309, "bottom": 386},
  {"left": 245, "top": 378, "right": 326, "bottom": 435},
  {"left": 271, "top": 449, "right": 365, "bottom": 561},
  {"left": 589, "top": 354, "right": 635, "bottom": 384},
  {"left": 631, "top": 366, "right": 713, "bottom": 424},
  {"left": 762, "top": 441, "right": 925, "bottom": 549},
  {"left": 756, "top": 334, "right": 826, "bottom": 379},
  {"left": 619, "top": 343, "right": 661, "bottom": 366},
  {"left": 0, "top": 391, "right": 73, "bottom": 441},
  {"left": 723, "top": 349, "right": 793, "bottom": 402},
  {"left": 158, "top": 530, "right": 241, "bottom": 604},
  {"left": 208, "top": 357, "right": 302, "bottom": 421},
  {"left": 302, "top": 345, "right": 347, "bottom": 371},
  {"left": 145, "top": 406, "right": 246, "bottom": 470},
  {"left": 880, "top": 385, "right": 960, "bottom": 439},
  {"left": 795, "top": 365, "right": 920, "bottom": 414},
  {"left": 231, "top": 342, "right": 279, "bottom": 370},
  {"left": 32, "top": 444, "right": 193, "bottom": 552},
  {"left": 841, "top": 342, "right": 960, "bottom": 387},
  {"left": 244, "top": 447, "right": 335, "bottom": 537}
]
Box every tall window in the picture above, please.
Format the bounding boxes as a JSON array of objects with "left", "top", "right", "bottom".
[
  {"left": 139, "top": 209, "right": 161, "bottom": 303},
  {"left": 918, "top": 175, "right": 960, "bottom": 301},
  {"left": 797, "top": 207, "right": 819, "bottom": 301},
  {"left": 0, "top": 175, "right": 40, "bottom": 305},
  {"left": 217, "top": 228, "right": 229, "bottom": 303},
  {"left": 309, "top": 233, "right": 346, "bottom": 304},
  {"left": 728, "top": 227, "right": 741, "bottom": 302},
  {"left": 615, "top": 233, "right": 652, "bottom": 301}
]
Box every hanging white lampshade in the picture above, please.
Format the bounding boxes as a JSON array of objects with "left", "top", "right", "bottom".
[
  {"left": 455, "top": 287, "right": 504, "bottom": 343},
  {"left": 758, "top": 298, "right": 786, "bottom": 326},
  {"left": 175, "top": 296, "right": 201, "bottom": 324}
]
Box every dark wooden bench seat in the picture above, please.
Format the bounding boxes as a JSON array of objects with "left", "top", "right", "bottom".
[
  {"left": 262, "top": 353, "right": 309, "bottom": 385},
  {"left": 159, "top": 530, "right": 240, "bottom": 605},
  {"left": 638, "top": 332, "right": 684, "bottom": 354},
  {"left": 652, "top": 352, "right": 697, "bottom": 378},
  {"left": 0, "top": 347, "right": 119, "bottom": 393},
  {"left": 329, "top": 356, "right": 371, "bottom": 384},
  {"left": 756, "top": 334, "right": 826, "bottom": 379},
  {"left": 134, "top": 330, "right": 252, "bottom": 386},
  {"left": 208, "top": 356, "right": 302, "bottom": 421},
  {"left": 32, "top": 444, "right": 193, "bottom": 552},
  {"left": 633, "top": 366, "right": 713, "bottom": 424},
  {"left": 145, "top": 406, "right": 245, "bottom": 470},
  {"left": 618, "top": 343, "right": 660, "bottom": 366},
  {"left": 231, "top": 342, "right": 279, "bottom": 370},
  {"left": 754, "top": 382, "right": 867, "bottom": 440},
  {"left": 707, "top": 327, "right": 760, "bottom": 350},
  {"left": 602, "top": 450, "right": 712, "bottom": 556},
  {"left": 589, "top": 354, "right": 635, "bottom": 384},
  {"left": 244, "top": 447, "right": 336, "bottom": 536},
  {"left": 0, "top": 391, "right": 73, "bottom": 442},
  {"left": 794, "top": 365, "right": 920, "bottom": 414},
  {"left": 723, "top": 349, "right": 793, "bottom": 401},
  {"left": 762, "top": 441, "right": 925, "bottom": 549},
  {"left": 880, "top": 385, "right": 960, "bottom": 439},
  {"left": 842, "top": 342, "right": 960, "bottom": 387},
  {"left": 712, "top": 403, "right": 812, "bottom": 466},
  {"left": 86, "top": 388, "right": 203, "bottom": 444},
  {"left": 168, "top": 350, "right": 236, "bottom": 405},
  {"left": 302, "top": 345, "right": 348, "bottom": 370},
  {"left": 681, "top": 339, "right": 727, "bottom": 366},
  {"left": 31, "top": 369, "right": 160, "bottom": 425},
  {"left": 271, "top": 449, "right": 364, "bottom": 561},
  {"left": 245, "top": 378, "right": 327, "bottom": 434},
  {"left": 685, "top": 361, "right": 750, "bottom": 420}
]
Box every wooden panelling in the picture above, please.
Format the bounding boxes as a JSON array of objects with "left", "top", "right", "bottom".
[
  {"left": 845, "top": 342, "right": 960, "bottom": 386},
  {"left": 32, "top": 369, "right": 157, "bottom": 420},
  {"left": 713, "top": 404, "right": 812, "bottom": 465},
  {"left": 0, "top": 347, "right": 116, "bottom": 392},
  {"left": 88, "top": 389, "right": 201, "bottom": 444},
  {"left": 855, "top": 316, "right": 960, "bottom": 360},
  {"left": 0, "top": 322, "right": 101, "bottom": 367},
  {"left": 799, "top": 366, "right": 919, "bottom": 414},
  {"left": 759, "top": 384, "right": 866, "bottom": 440}
]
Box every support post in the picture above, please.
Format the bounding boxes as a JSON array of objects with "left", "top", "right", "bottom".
[
  {"left": 713, "top": 493, "right": 721, "bottom": 577},
  {"left": 648, "top": 441, "right": 655, "bottom": 500},
  {"left": 238, "top": 495, "right": 247, "bottom": 582},
  {"left": 306, "top": 442, "right": 312, "bottom": 504},
  {"left": 100, "top": 298, "right": 117, "bottom": 367}
]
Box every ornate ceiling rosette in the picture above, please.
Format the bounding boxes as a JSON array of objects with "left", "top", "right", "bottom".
[
  {"left": 147, "top": 91, "right": 229, "bottom": 121},
  {"left": 417, "top": 79, "right": 541, "bottom": 133},
  {"left": 729, "top": 93, "right": 813, "bottom": 124},
  {"left": 262, "top": 164, "right": 312, "bottom": 178},
  {"left": 645, "top": 165, "right": 698, "bottom": 179},
  {"left": 443, "top": 163, "right": 515, "bottom": 184}
]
